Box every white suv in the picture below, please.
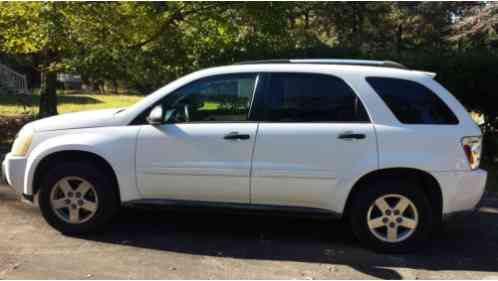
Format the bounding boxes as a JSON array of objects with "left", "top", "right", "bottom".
[{"left": 2, "top": 59, "right": 487, "bottom": 253}]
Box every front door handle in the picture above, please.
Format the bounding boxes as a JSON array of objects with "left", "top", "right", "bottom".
[
  {"left": 338, "top": 132, "right": 366, "bottom": 140},
  {"left": 224, "top": 132, "right": 250, "bottom": 140}
]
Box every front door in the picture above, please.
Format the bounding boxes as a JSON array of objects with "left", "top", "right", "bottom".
[{"left": 136, "top": 73, "right": 260, "bottom": 203}]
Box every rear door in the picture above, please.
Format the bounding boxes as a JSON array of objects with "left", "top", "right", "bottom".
[{"left": 251, "top": 72, "right": 378, "bottom": 210}]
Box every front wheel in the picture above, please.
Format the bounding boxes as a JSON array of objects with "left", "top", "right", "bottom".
[
  {"left": 349, "top": 179, "right": 434, "bottom": 253},
  {"left": 38, "top": 162, "right": 119, "bottom": 235}
]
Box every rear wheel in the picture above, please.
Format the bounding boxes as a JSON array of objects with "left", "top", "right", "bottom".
[
  {"left": 38, "top": 162, "right": 119, "bottom": 234},
  {"left": 349, "top": 179, "right": 434, "bottom": 253}
]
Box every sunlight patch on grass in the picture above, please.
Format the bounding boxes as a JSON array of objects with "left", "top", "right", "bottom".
[
  {"left": 199, "top": 101, "right": 221, "bottom": 110},
  {"left": 0, "top": 91, "right": 143, "bottom": 116}
]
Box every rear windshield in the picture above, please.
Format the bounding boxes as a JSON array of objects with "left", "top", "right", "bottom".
[{"left": 366, "top": 77, "right": 459, "bottom": 125}]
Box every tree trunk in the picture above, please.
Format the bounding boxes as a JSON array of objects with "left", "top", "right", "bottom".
[
  {"left": 397, "top": 24, "right": 403, "bottom": 56},
  {"left": 112, "top": 79, "right": 118, "bottom": 94},
  {"left": 304, "top": 10, "right": 310, "bottom": 56},
  {"left": 39, "top": 70, "right": 58, "bottom": 117},
  {"left": 351, "top": 5, "right": 357, "bottom": 47}
]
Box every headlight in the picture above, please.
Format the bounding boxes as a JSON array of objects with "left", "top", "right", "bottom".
[{"left": 11, "top": 127, "right": 34, "bottom": 156}]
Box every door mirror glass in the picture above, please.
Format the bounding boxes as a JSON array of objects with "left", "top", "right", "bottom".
[
  {"left": 164, "top": 108, "right": 177, "bottom": 123},
  {"left": 147, "top": 105, "right": 164, "bottom": 125}
]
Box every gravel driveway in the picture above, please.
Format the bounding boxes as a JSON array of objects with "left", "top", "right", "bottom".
[{"left": 1, "top": 182, "right": 498, "bottom": 279}]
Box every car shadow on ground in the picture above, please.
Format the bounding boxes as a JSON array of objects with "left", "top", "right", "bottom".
[{"left": 76, "top": 195, "right": 498, "bottom": 280}]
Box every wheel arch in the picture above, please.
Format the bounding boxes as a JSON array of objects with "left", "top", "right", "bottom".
[
  {"left": 344, "top": 167, "right": 443, "bottom": 222},
  {"left": 31, "top": 150, "right": 121, "bottom": 203}
]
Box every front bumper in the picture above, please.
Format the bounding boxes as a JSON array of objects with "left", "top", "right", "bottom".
[{"left": 2, "top": 153, "right": 27, "bottom": 196}]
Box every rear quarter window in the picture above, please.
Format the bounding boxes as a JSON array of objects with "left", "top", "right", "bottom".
[{"left": 366, "top": 77, "right": 459, "bottom": 125}]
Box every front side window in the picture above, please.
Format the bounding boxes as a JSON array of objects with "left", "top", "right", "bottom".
[
  {"left": 366, "top": 77, "right": 459, "bottom": 125},
  {"left": 263, "top": 73, "right": 369, "bottom": 122},
  {"left": 158, "top": 74, "right": 258, "bottom": 123}
]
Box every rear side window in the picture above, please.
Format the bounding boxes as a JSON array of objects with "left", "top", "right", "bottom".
[
  {"left": 263, "top": 73, "right": 369, "bottom": 122},
  {"left": 366, "top": 77, "right": 458, "bottom": 125}
]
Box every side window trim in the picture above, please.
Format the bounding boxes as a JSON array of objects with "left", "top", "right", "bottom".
[
  {"left": 259, "top": 72, "right": 371, "bottom": 123},
  {"left": 247, "top": 74, "right": 266, "bottom": 122},
  {"left": 246, "top": 75, "right": 259, "bottom": 121},
  {"left": 249, "top": 73, "right": 268, "bottom": 122},
  {"left": 131, "top": 73, "right": 262, "bottom": 125}
]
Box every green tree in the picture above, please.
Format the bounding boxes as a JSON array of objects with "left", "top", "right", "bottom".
[
  {"left": 0, "top": 2, "right": 221, "bottom": 115},
  {"left": 0, "top": 2, "right": 492, "bottom": 119},
  {"left": 0, "top": 2, "right": 62, "bottom": 116}
]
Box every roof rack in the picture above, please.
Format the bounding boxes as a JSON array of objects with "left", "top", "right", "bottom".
[{"left": 234, "top": 59, "right": 409, "bottom": 70}]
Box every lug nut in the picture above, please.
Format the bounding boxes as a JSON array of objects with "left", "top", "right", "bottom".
[
  {"left": 78, "top": 200, "right": 84, "bottom": 206},
  {"left": 75, "top": 192, "right": 82, "bottom": 198},
  {"left": 385, "top": 210, "right": 392, "bottom": 216},
  {"left": 71, "top": 204, "right": 77, "bottom": 209},
  {"left": 389, "top": 222, "right": 396, "bottom": 228},
  {"left": 396, "top": 217, "right": 403, "bottom": 223},
  {"left": 67, "top": 192, "right": 74, "bottom": 198},
  {"left": 65, "top": 199, "right": 71, "bottom": 205},
  {"left": 382, "top": 217, "right": 389, "bottom": 223},
  {"left": 393, "top": 210, "right": 400, "bottom": 216}
]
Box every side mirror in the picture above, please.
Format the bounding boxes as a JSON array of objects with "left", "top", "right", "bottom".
[{"left": 147, "top": 105, "right": 164, "bottom": 125}]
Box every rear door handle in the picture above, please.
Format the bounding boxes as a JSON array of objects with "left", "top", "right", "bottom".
[
  {"left": 338, "top": 132, "right": 366, "bottom": 140},
  {"left": 224, "top": 132, "right": 250, "bottom": 140}
]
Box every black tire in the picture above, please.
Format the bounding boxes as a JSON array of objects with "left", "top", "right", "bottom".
[
  {"left": 38, "top": 162, "right": 119, "bottom": 235},
  {"left": 349, "top": 178, "right": 434, "bottom": 253}
]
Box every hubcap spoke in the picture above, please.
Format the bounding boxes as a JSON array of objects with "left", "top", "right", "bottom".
[
  {"left": 69, "top": 207, "right": 80, "bottom": 223},
  {"left": 52, "top": 198, "right": 68, "bottom": 210},
  {"left": 375, "top": 198, "right": 390, "bottom": 213},
  {"left": 58, "top": 179, "right": 72, "bottom": 194},
  {"left": 394, "top": 197, "right": 411, "bottom": 213},
  {"left": 399, "top": 217, "right": 417, "bottom": 229},
  {"left": 368, "top": 217, "right": 386, "bottom": 229},
  {"left": 81, "top": 200, "right": 97, "bottom": 213},
  {"left": 76, "top": 181, "right": 92, "bottom": 196},
  {"left": 387, "top": 226, "right": 398, "bottom": 241}
]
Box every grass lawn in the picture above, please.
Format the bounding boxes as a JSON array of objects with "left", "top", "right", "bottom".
[
  {"left": 0, "top": 91, "right": 143, "bottom": 149},
  {"left": 0, "top": 91, "right": 143, "bottom": 116}
]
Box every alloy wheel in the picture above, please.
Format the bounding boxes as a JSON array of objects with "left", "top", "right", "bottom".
[
  {"left": 366, "top": 194, "right": 418, "bottom": 243},
  {"left": 50, "top": 177, "right": 99, "bottom": 224}
]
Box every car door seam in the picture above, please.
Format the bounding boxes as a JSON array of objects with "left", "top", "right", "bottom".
[
  {"left": 249, "top": 122, "right": 260, "bottom": 204},
  {"left": 371, "top": 123, "right": 380, "bottom": 169},
  {"left": 134, "top": 125, "right": 145, "bottom": 198}
]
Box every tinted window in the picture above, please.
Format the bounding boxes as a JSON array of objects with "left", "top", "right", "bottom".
[
  {"left": 366, "top": 77, "right": 458, "bottom": 124},
  {"left": 263, "top": 73, "right": 369, "bottom": 122},
  {"left": 158, "top": 74, "right": 257, "bottom": 123}
]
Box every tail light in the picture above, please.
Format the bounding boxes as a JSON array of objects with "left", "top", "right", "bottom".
[{"left": 461, "top": 136, "right": 482, "bottom": 170}]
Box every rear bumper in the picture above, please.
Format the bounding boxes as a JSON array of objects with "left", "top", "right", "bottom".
[
  {"left": 2, "top": 153, "right": 27, "bottom": 196},
  {"left": 437, "top": 168, "right": 487, "bottom": 215},
  {"left": 443, "top": 196, "right": 485, "bottom": 221}
]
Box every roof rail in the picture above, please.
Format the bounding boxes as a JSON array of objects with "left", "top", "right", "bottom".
[{"left": 234, "top": 59, "right": 409, "bottom": 70}]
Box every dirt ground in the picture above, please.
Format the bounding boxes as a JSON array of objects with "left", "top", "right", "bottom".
[{"left": 1, "top": 183, "right": 498, "bottom": 280}]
